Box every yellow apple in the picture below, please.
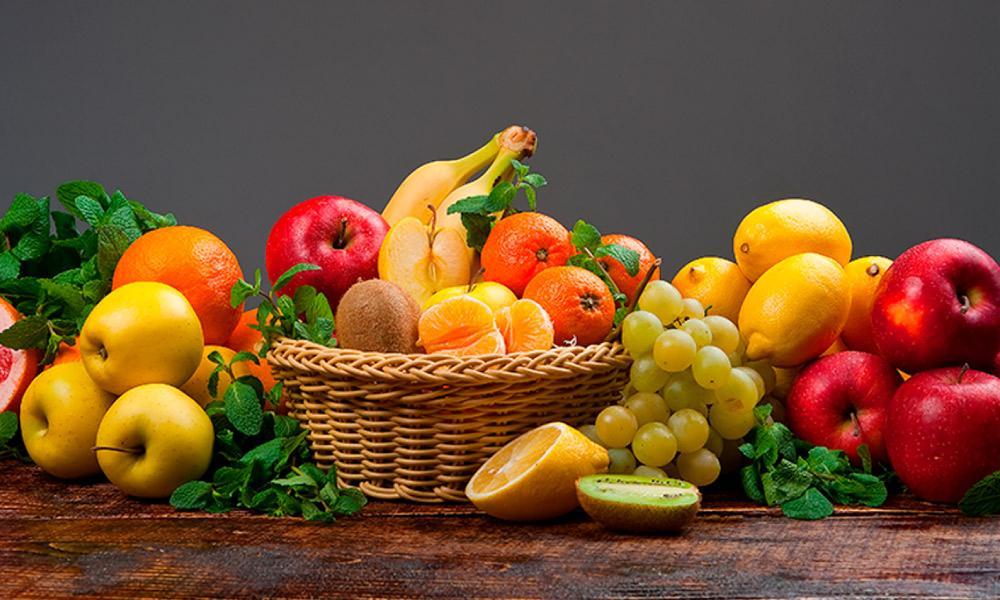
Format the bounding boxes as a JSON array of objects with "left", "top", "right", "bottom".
[
  {"left": 95, "top": 384, "right": 214, "bottom": 498},
  {"left": 19, "top": 362, "right": 116, "bottom": 479},
  {"left": 377, "top": 216, "right": 472, "bottom": 306},
  {"left": 422, "top": 281, "right": 517, "bottom": 313},
  {"left": 179, "top": 345, "right": 251, "bottom": 407},
  {"left": 80, "top": 281, "right": 204, "bottom": 395}
]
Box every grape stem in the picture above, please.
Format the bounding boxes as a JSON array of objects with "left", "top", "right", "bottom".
[{"left": 604, "top": 258, "right": 663, "bottom": 343}]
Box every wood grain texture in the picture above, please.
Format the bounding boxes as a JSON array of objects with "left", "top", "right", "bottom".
[{"left": 1, "top": 462, "right": 997, "bottom": 599}]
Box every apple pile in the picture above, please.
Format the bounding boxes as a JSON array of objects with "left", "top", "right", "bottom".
[{"left": 787, "top": 239, "right": 1000, "bottom": 503}]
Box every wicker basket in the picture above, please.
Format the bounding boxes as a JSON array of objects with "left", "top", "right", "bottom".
[{"left": 267, "top": 337, "right": 632, "bottom": 503}]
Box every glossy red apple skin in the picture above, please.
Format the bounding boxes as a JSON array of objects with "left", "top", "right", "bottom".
[
  {"left": 872, "top": 238, "right": 1000, "bottom": 374},
  {"left": 265, "top": 196, "right": 388, "bottom": 309},
  {"left": 786, "top": 351, "right": 901, "bottom": 465},
  {"left": 885, "top": 367, "right": 1000, "bottom": 504}
]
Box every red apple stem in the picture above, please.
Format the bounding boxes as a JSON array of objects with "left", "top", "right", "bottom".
[
  {"left": 958, "top": 363, "right": 970, "bottom": 383},
  {"left": 959, "top": 294, "right": 971, "bottom": 314},
  {"left": 91, "top": 445, "right": 144, "bottom": 455},
  {"left": 334, "top": 217, "right": 349, "bottom": 249},
  {"left": 849, "top": 411, "right": 862, "bottom": 438}
]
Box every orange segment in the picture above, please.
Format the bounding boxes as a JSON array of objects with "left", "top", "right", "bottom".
[
  {"left": 418, "top": 296, "right": 505, "bottom": 356},
  {"left": 495, "top": 299, "right": 555, "bottom": 353},
  {"left": 378, "top": 217, "right": 472, "bottom": 306}
]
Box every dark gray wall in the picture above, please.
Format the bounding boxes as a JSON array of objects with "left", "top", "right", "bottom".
[{"left": 2, "top": 1, "right": 998, "bottom": 279}]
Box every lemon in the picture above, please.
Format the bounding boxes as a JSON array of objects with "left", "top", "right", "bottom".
[
  {"left": 738, "top": 253, "right": 850, "bottom": 368},
  {"left": 671, "top": 257, "right": 751, "bottom": 324},
  {"left": 840, "top": 256, "right": 893, "bottom": 354},
  {"left": 466, "top": 422, "right": 609, "bottom": 521},
  {"left": 733, "top": 199, "right": 852, "bottom": 282}
]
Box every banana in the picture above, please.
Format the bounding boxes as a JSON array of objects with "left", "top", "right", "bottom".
[
  {"left": 435, "top": 125, "right": 537, "bottom": 235},
  {"left": 381, "top": 132, "right": 502, "bottom": 227}
]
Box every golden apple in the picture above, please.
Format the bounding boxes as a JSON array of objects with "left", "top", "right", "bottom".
[
  {"left": 422, "top": 281, "right": 517, "bottom": 313},
  {"left": 20, "top": 362, "right": 116, "bottom": 479},
  {"left": 80, "top": 281, "right": 204, "bottom": 395},
  {"left": 95, "top": 384, "right": 214, "bottom": 498}
]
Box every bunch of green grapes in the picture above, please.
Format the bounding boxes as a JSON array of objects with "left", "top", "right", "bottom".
[{"left": 579, "top": 280, "right": 779, "bottom": 487}]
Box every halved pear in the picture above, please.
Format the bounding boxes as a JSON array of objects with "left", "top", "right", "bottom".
[
  {"left": 576, "top": 474, "right": 701, "bottom": 533},
  {"left": 377, "top": 216, "right": 471, "bottom": 306}
]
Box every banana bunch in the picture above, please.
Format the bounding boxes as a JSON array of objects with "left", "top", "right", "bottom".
[{"left": 382, "top": 125, "right": 537, "bottom": 236}]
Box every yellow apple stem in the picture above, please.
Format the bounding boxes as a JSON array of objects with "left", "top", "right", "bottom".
[{"left": 92, "top": 445, "right": 144, "bottom": 455}]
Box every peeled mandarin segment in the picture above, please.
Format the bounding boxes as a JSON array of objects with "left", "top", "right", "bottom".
[
  {"left": 502, "top": 299, "right": 555, "bottom": 353},
  {"left": 378, "top": 217, "right": 472, "bottom": 306},
  {"left": 418, "top": 295, "right": 501, "bottom": 355}
]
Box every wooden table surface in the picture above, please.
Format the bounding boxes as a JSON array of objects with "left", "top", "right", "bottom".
[{"left": 1, "top": 461, "right": 997, "bottom": 599}]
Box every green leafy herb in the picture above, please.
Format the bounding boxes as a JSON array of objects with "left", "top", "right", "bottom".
[
  {"left": 0, "top": 182, "right": 175, "bottom": 363},
  {"left": 567, "top": 220, "right": 644, "bottom": 327},
  {"left": 960, "top": 471, "right": 1000, "bottom": 516},
  {"left": 0, "top": 411, "right": 30, "bottom": 462},
  {"left": 446, "top": 161, "right": 547, "bottom": 251},
  {"left": 739, "top": 404, "right": 889, "bottom": 519},
  {"left": 170, "top": 351, "right": 365, "bottom": 522}
]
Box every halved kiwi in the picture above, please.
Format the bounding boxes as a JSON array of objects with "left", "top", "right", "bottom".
[{"left": 576, "top": 474, "right": 701, "bottom": 534}]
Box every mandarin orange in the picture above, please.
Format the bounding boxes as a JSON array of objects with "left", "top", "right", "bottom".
[
  {"left": 523, "top": 266, "right": 615, "bottom": 346},
  {"left": 418, "top": 296, "right": 505, "bottom": 356},
  {"left": 597, "top": 234, "right": 660, "bottom": 305},
  {"left": 481, "top": 212, "right": 574, "bottom": 296}
]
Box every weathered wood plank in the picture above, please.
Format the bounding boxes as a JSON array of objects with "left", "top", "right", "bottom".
[{"left": 1, "top": 462, "right": 996, "bottom": 599}]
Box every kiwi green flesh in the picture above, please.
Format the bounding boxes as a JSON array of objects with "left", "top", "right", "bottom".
[{"left": 577, "top": 475, "right": 700, "bottom": 507}]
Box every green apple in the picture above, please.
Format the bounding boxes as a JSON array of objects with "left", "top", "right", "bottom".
[
  {"left": 95, "top": 383, "right": 214, "bottom": 498},
  {"left": 20, "top": 362, "right": 116, "bottom": 479}
]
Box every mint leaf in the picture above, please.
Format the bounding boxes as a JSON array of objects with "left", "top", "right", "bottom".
[
  {"left": 570, "top": 220, "right": 602, "bottom": 251},
  {"left": 272, "top": 263, "right": 320, "bottom": 293},
  {"left": 56, "top": 181, "right": 107, "bottom": 218},
  {"left": 781, "top": 487, "right": 834, "bottom": 520},
  {"left": 595, "top": 243, "right": 640, "bottom": 277},
  {"left": 485, "top": 181, "right": 516, "bottom": 213},
  {"left": 75, "top": 196, "right": 105, "bottom": 226},
  {"left": 0, "top": 411, "right": 18, "bottom": 446},
  {"left": 460, "top": 213, "right": 494, "bottom": 253},
  {"left": 224, "top": 381, "right": 264, "bottom": 436},
  {"left": 169, "top": 480, "right": 214, "bottom": 510},
  {"left": 762, "top": 460, "right": 814, "bottom": 505},
  {"left": 0, "top": 316, "right": 50, "bottom": 350},
  {"left": 522, "top": 173, "right": 547, "bottom": 189},
  {"left": 0, "top": 253, "right": 20, "bottom": 281},
  {"left": 959, "top": 471, "right": 1000, "bottom": 516},
  {"left": 230, "top": 279, "right": 256, "bottom": 308},
  {"left": 511, "top": 159, "right": 529, "bottom": 178},
  {"left": 1, "top": 194, "right": 41, "bottom": 231},
  {"left": 445, "top": 195, "right": 490, "bottom": 215},
  {"left": 741, "top": 465, "right": 765, "bottom": 503},
  {"left": 858, "top": 443, "right": 873, "bottom": 474}
]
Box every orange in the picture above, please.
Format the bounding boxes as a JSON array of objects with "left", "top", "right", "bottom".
[
  {"left": 841, "top": 256, "right": 893, "bottom": 354},
  {"left": 51, "top": 339, "right": 81, "bottom": 366},
  {"left": 597, "top": 234, "right": 660, "bottom": 305},
  {"left": 481, "top": 212, "right": 574, "bottom": 296},
  {"left": 671, "top": 257, "right": 751, "bottom": 323},
  {"left": 0, "top": 297, "right": 39, "bottom": 413},
  {"left": 112, "top": 226, "right": 244, "bottom": 344},
  {"left": 418, "top": 296, "right": 505, "bottom": 356},
  {"left": 495, "top": 299, "right": 555, "bottom": 353},
  {"left": 523, "top": 266, "right": 615, "bottom": 346},
  {"left": 225, "top": 309, "right": 282, "bottom": 411}
]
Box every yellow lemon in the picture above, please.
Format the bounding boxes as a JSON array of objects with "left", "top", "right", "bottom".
[
  {"left": 738, "top": 253, "right": 850, "bottom": 368},
  {"left": 422, "top": 281, "right": 517, "bottom": 313},
  {"left": 733, "top": 199, "right": 852, "bottom": 281},
  {"left": 80, "top": 281, "right": 204, "bottom": 395},
  {"left": 840, "top": 256, "right": 893, "bottom": 354},
  {"left": 671, "top": 257, "right": 752, "bottom": 323},
  {"left": 466, "top": 422, "right": 609, "bottom": 521},
  {"left": 820, "top": 337, "right": 848, "bottom": 357}
]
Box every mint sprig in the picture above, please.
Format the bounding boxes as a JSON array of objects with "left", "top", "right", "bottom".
[
  {"left": 446, "top": 160, "right": 547, "bottom": 252},
  {"left": 0, "top": 181, "right": 176, "bottom": 363},
  {"left": 739, "top": 404, "right": 890, "bottom": 520},
  {"left": 567, "top": 220, "right": 641, "bottom": 326},
  {"left": 960, "top": 471, "right": 1000, "bottom": 516}
]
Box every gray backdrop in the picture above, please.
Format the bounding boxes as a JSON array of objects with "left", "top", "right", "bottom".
[{"left": 2, "top": 1, "right": 998, "bottom": 280}]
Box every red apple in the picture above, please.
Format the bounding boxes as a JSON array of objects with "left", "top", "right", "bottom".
[
  {"left": 786, "top": 351, "right": 901, "bottom": 465},
  {"left": 886, "top": 367, "right": 1000, "bottom": 503},
  {"left": 265, "top": 196, "right": 388, "bottom": 308},
  {"left": 872, "top": 238, "right": 1000, "bottom": 374}
]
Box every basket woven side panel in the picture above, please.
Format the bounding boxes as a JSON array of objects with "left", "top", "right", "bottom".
[{"left": 269, "top": 339, "right": 631, "bottom": 503}]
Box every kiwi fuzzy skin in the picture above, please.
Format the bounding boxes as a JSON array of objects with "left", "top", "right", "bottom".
[{"left": 335, "top": 279, "right": 420, "bottom": 353}]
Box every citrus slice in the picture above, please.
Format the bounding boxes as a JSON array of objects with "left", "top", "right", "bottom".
[
  {"left": 0, "top": 297, "right": 39, "bottom": 413},
  {"left": 466, "top": 422, "right": 609, "bottom": 521},
  {"left": 494, "top": 299, "right": 555, "bottom": 353}
]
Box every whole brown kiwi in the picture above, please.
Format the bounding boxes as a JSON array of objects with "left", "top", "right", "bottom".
[{"left": 335, "top": 279, "right": 420, "bottom": 353}]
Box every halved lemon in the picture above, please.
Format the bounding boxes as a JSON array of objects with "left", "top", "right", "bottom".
[{"left": 466, "top": 422, "right": 609, "bottom": 521}]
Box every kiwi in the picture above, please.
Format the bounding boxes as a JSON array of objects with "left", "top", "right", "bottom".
[
  {"left": 576, "top": 474, "right": 701, "bottom": 534},
  {"left": 335, "top": 279, "right": 420, "bottom": 353}
]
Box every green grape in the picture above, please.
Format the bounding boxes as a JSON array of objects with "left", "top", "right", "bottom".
[
  {"left": 709, "top": 402, "right": 756, "bottom": 440},
  {"left": 661, "top": 370, "right": 713, "bottom": 412},
  {"left": 578, "top": 424, "right": 604, "bottom": 447},
  {"left": 714, "top": 368, "right": 760, "bottom": 413},
  {"left": 608, "top": 448, "right": 638, "bottom": 474},
  {"left": 692, "top": 346, "right": 731, "bottom": 389},
  {"left": 703, "top": 315, "right": 740, "bottom": 355},
  {"left": 629, "top": 354, "right": 671, "bottom": 392},
  {"left": 622, "top": 310, "right": 664, "bottom": 358},
  {"left": 719, "top": 438, "right": 746, "bottom": 474},
  {"left": 681, "top": 318, "right": 713, "bottom": 347},
  {"left": 667, "top": 408, "right": 711, "bottom": 453},
  {"left": 652, "top": 329, "right": 697, "bottom": 372},
  {"left": 638, "top": 280, "right": 684, "bottom": 325},
  {"left": 735, "top": 366, "right": 766, "bottom": 400},
  {"left": 633, "top": 465, "right": 668, "bottom": 478},
  {"left": 631, "top": 422, "right": 678, "bottom": 467},
  {"left": 595, "top": 405, "right": 638, "bottom": 448},
  {"left": 679, "top": 298, "right": 704, "bottom": 322},
  {"left": 704, "top": 428, "right": 724, "bottom": 456},
  {"left": 624, "top": 392, "right": 670, "bottom": 426},
  {"left": 746, "top": 359, "right": 777, "bottom": 393},
  {"left": 677, "top": 448, "right": 722, "bottom": 486}
]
